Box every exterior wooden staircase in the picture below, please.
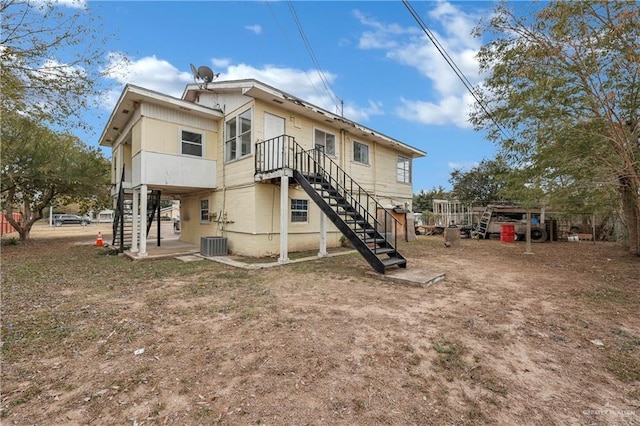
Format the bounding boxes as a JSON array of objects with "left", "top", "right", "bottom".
[
  {"left": 112, "top": 166, "right": 162, "bottom": 252},
  {"left": 256, "top": 136, "right": 406, "bottom": 274}
]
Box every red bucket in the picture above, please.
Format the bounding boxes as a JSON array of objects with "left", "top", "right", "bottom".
[{"left": 501, "top": 224, "right": 515, "bottom": 243}]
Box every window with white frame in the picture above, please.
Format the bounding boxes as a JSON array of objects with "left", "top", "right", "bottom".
[
  {"left": 224, "top": 108, "right": 252, "bottom": 162},
  {"left": 200, "top": 199, "right": 210, "bottom": 222},
  {"left": 290, "top": 199, "right": 308, "bottom": 223},
  {"left": 314, "top": 128, "right": 336, "bottom": 156},
  {"left": 181, "top": 130, "right": 203, "bottom": 157},
  {"left": 353, "top": 141, "right": 369, "bottom": 165},
  {"left": 397, "top": 155, "right": 411, "bottom": 183}
]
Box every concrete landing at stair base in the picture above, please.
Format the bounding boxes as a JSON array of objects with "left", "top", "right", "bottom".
[{"left": 368, "top": 269, "right": 446, "bottom": 288}]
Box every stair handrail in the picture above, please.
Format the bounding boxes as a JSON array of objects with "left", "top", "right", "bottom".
[
  {"left": 290, "top": 141, "right": 401, "bottom": 252},
  {"left": 146, "top": 190, "right": 161, "bottom": 237},
  {"left": 112, "top": 165, "right": 126, "bottom": 251},
  {"left": 255, "top": 136, "right": 403, "bottom": 252}
]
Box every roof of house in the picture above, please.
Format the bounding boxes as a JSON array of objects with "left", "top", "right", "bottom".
[
  {"left": 98, "top": 84, "right": 224, "bottom": 147},
  {"left": 99, "top": 79, "right": 426, "bottom": 158},
  {"left": 182, "top": 79, "right": 427, "bottom": 158}
]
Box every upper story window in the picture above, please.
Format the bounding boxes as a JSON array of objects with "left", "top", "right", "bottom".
[
  {"left": 314, "top": 128, "right": 336, "bottom": 156},
  {"left": 181, "top": 130, "right": 203, "bottom": 157},
  {"left": 397, "top": 155, "right": 411, "bottom": 183},
  {"left": 225, "top": 108, "right": 252, "bottom": 162},
  {"left": 353, "top": 141, "right": 369, "bottom": 165}
]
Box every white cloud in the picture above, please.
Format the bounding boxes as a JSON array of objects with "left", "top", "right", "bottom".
[
  {"left": 211, "top": 58, "right": 231, "bottom": 69},
  {"left": 56, "top": 0, "right": 86, "bottom": 8},
  {"left": 40, "top": 58, "right": 86, "bottom": 80},
  {"left": 355, "top": 2, "right": 485, "bottom": 128},
  {"left": 354, "top": 9, "right": 419, "bottom": 49},
  {"left": 32, "top": 0, "right": 86, "bottom": 10},
  {"left": 99, "top": 54, "right": 381, "bottom": 124},
  {"left": 245, "top": 24, "right": 262, "bottom": 35},
  {"left": 100, "top": 53, "right": 192, "bottom": 109},
  {"left": 217, "top": 62, "right": 382, "bottom": 121},
  {"left": 396, "top": 92, "right": 475, "bottom": 128},
  {"left": 218, "top": 62, "right": 340, "bottom": 111},
  {"left": 343, "top": 99, "right": 384, "bottom": 123}
]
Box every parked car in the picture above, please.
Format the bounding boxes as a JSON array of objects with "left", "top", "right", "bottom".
[{"left": 53, "top": 214, "right": 91, "bottom": 226}]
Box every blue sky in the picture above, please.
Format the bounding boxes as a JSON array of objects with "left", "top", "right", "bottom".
[{"left": 60, "top": 0, "right": 499, "bottom": 192}]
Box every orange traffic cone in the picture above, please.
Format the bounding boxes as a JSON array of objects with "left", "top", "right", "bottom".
[{"left": 96, "top": 231, "right": 103, "bottom": 247}]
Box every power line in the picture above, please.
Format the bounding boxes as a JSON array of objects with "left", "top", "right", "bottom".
[
  {"left": 264, "top": 1, "right": 326, "bottom": 105},
  {"left": 287, "top": 1, "right": 343, "bottom": 115},
  {"left": 402, "top": 0, "right": 511, "bottom": 141}
]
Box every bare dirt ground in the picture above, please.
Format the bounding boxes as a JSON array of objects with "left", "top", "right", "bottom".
[{"left": 2, "top": 224, "right": 639, "bottom": 425}]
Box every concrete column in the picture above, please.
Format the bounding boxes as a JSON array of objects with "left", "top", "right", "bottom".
[
  {"left": 318, "top": 212, "right": 327, "bottom": 257},
  {"left": 139, "top": 184, "right": 148, "bottom": 257},
  {"left": 279, "top": 175, "right": 289, "bottom": 264},
  {"left": 131, "top": 189, "right": 139, "bottom": 253}
]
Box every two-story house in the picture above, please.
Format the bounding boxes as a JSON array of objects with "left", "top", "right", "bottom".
[{"left": 99, "top": 79, "right": 426, "bottom": 273}]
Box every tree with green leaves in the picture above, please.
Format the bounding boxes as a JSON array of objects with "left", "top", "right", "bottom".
[
  {"left": 413, "top": 186, "right": 451, "bottom": 212},
  {"left": 448, "top": 158, "right": 514, "bottom": 205},
  {"left": 1, "top": 0, "right": 119, "bottom": 129},
  {"left": 471, "top": 1, "right": 640, "bottom": 255},
  {"left": 1, "top": 110, "right": 111, "bottom": 241}
]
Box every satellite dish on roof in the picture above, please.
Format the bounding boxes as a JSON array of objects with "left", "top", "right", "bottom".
[
  {"left": 189, "top": 64, "right": 220, "bottom": 89},
  {"left": 197, "top": 66, "right": 215, "bottom": 83}
]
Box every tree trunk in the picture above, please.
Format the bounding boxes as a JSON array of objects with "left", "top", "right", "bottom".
[
  {"left": 619, "top": 174, "right": 640, "bottom": 256},
  {"left": 4, "top": 198, "right": 43, "bottom": 242}
]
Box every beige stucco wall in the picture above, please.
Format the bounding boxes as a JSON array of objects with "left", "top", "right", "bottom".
[
  {"left": 178, "top": 191, "right": 218, "bottom": 244},
  {"left": 179, "top": 180, "right": 343, "bottom": 256},
  {"left": 139, "top": 117, "right": 218, "bottom": 160}
]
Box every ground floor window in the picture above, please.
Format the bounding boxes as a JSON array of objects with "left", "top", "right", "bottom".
[
  {"left": 291, "top": 199, "right": 308, "bottom": 223},
  {"left": 200, "top": 199, "right": 209, "bottom": 222}
]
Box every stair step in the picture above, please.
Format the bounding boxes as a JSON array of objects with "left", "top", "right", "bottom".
[
  {"left": 293, "top": 160, "right": 406, "bottom": 274},
  {"left": 353, "top": 227, "right": 376, "bottom": 235},
  {"left": 381, "top": 257, "right": 406, "bottom": 268},
  {"left": 371, "top": 247, "right": 396, "bottom": 255},
  {"left": 363, "top": 237, "right": 386, "bottom": 244}
]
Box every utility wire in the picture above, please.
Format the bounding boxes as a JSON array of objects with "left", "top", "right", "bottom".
[
  {"left": 264, "top": 1, "right": 326, "bottom": 105},
  {"left": 402, "top": 0, "right": 511, "bottom": 141},
  {"left": 287, "top": 0, "right": 343, "bottom": 115}
]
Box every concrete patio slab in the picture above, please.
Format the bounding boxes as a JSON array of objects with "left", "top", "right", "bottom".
[{"left": 368, "top": 268, "right": 446, "bottom": 288}]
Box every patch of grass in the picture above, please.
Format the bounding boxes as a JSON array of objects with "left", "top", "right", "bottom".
[
  {"left": 3, "top": 384, "right": 42, "bottom": 413},
  {"left": 193, "top": 405, "right": 217, "bottom": 421},
  {"left": 2, "top": 237, "right": 20, "bottom": 246},
  {"left": 432, "top": 339, "right": 468, "bottom": 381},
  {"left": 432, "top": 338, "right": 508, "bottom": 397},
  {"left": 407, "top": 354, "right": 422, "bottom": 366},
  {"left": 584, "top": 287, "right": 631, "bottom": 305},
  {"left": 606, "top": 328, "right": 640, "bottom": 383},
  {"left": 606, "top": 352, "right": 640, "bottom": 383},
  {"left": 628, "top": 387, "right": 640, "bottom": 400}
]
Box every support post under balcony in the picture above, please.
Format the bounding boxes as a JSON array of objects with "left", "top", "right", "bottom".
[{"left": 279, "top": 175, "right": 289, "bottom": 264}]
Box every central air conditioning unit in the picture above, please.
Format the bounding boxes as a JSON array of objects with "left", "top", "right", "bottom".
[{"left": 200, "top": 236, "right": 228, "bottom": 256}]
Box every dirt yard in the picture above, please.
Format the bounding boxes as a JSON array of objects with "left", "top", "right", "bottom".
[{"left": 2, "top": 224, "right": 639, "bottom": 425}]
